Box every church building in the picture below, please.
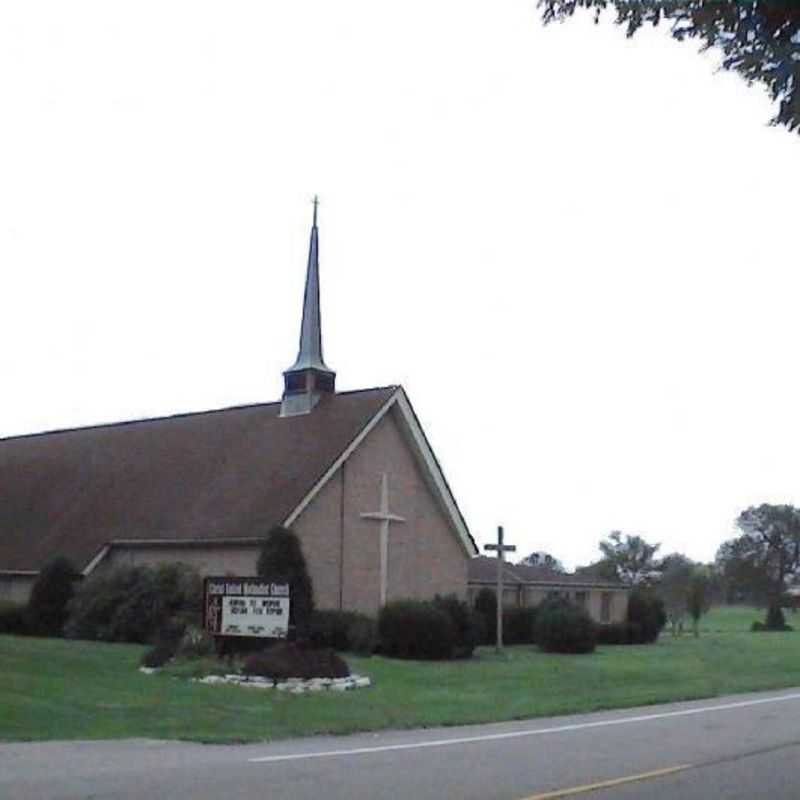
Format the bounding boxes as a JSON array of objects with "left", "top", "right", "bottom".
[{"left": 0, "top": 203, "right": 478, "bottom": 613}]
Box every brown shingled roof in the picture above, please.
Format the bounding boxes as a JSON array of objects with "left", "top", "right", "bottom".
[
  {"left": 468, "top": 556, "right": 625, "bottom": 589},
  {"left": 0, "top": 386, "right": 397, "bottom": 572}
]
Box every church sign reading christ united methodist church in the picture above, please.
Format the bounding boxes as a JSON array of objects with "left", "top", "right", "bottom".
[{"left": 204, "top": 578, "right": 290, "bottom": 639}]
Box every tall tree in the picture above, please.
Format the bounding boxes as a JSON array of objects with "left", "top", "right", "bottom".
[
  {"left": 732, "top": 504, "right": 800, "bottom": 624},
  {"left": 539, "top": 1, "right": 800, "bottom": 132},
  {"left": 686, "top": 571, "right": 711, "bottom": 637},
  {"left": 599, "top": 530, "right": 661, "bottom": 584}
]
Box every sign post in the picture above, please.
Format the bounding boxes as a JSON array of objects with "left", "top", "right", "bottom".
[
  {"left": 204, "top": 577, "right": 290, "bottom": 641},
  {"left": 484, "top": 526, "right": 516, "bottom": 654}
]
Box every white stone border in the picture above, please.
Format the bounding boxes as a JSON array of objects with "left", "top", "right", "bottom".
[{"left": 139, "top": 667, "right": 371, "bottom": 694}]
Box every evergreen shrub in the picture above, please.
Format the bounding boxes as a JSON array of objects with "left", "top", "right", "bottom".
[
  {"left": 257, "top": 526, "right": 314, "bottom": 638},
  {"left": 474, "top": 587, "right": 497, "bottom": 644},
  {"left": 535, "top": 597, "right": 596, "bottom": 654},
  {"left": 503, "top": 607, "right": 538, "bottom": 645},
  {"left": 141, "top": 643, "right": 175, "bottom": 669},
  {"left": 65, "top": 563, "right": 202, "bottom": 643},
  {"left": 434, "top": 594, "right": 481, "bottom": 657},
  {"left": 242, "top": 641, "right": 350, "bottom": 681},
  {"left": 596, "top": 621, "right": 646, "bottom": 645},
  {"left": 27, "top": 557, "right": 80, "bottom": 637},
  {"left": 378, "top": 600, "right": 456, "bottom": 660},
  {"left": 0, "top": 602, "right": 28, "bottom": 635},
  {"left": 308, "top": 610, "right": 376, "bottom": 654},
  {"left": 627, "top": 587, "right": 667, "bottom": 643}
]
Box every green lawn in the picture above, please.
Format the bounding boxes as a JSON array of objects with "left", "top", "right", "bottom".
[{"left": 2, "top": 605, "right": 799, "bottom": 744}]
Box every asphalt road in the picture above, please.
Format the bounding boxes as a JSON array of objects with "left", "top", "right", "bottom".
[{"left": 3, "top": 688, "right": 800, "bottom": 800}]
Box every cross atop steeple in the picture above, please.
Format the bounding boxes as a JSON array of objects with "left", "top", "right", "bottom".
[{"left": 280, "top": 198, "right": 337, "bottom": 417}]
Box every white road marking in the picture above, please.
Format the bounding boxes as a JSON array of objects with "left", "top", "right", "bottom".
[{"left": 248, "top": 690, "right": 800, "bottom": 764}]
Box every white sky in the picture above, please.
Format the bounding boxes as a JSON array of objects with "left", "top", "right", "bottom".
[{"left": 2, "top": 1, "right": 799, "bottom": 570}]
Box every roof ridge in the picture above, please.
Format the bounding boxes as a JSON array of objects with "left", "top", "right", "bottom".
[{"left": 0, "top": 385, "right": 399, "bottom": 444}]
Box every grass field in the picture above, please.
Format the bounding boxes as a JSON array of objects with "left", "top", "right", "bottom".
[{"left": 2, "top": 605, "right": 799, "bottom": 744}]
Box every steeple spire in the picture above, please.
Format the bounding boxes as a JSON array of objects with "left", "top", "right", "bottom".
[{"left": 280, "top": 198, "right": 336, "bottom": 417}]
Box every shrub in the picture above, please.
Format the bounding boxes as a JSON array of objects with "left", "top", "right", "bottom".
[
  {"left": 596, "top": 621, "right": 647, "bottom": 645},
  {"left": 474, "top": 588, "right": 497, "bottom": 644},
  {"left": 0, "top": 602, "right": 28, "bottom": 635},
  {"left": 535, "top": 597, "right": 596, "bottom": 654},
  {"left": 242, "top": 642, "right": 350, "bottom": 681},
  {"left": 27, "top": 557, "right": 81, "bottom": 637},
  {"left": 434, "top": 594, "right": 481, "bottom": 657},
  {"left": 307, "top": 610, "right": 376, "bottom": 655},
  {"left": 503, "top": 607, "right": 538, "bottom": 645},
  {"left": 65, "top": 563, "right": 202, "bottom": 644},
  {"left": 378, "top": 600, "right": 456, "bottom": 660},
  {"left": 346, "top": 615, "right": 377, "bottom": 656},
  {"left": 627, "top": 587, "right": 667, "bottom": 643},
  {"left": 141, "top": 643, "right": 175, "bottom": 668},
  {"left": 257, "top": 526, "right": 314, "bottom": 638},
  {"left": 765, "top": 604, "right": 791, "bottom": 630}
]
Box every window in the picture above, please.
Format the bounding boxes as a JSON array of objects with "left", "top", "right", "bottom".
[
  {"left": 574, "top": 591, "right": 588, "bottom": 609},
  {"left": 316, "top": 372, "right": 335, "bottom": 393},
  {"left": 601, "top": 592, "right": 613, "bottom": 623},
  {"left": 285, "top": 373, "right": 306, "bottom": 392}
]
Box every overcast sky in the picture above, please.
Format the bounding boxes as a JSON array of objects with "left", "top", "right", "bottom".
[{"left": 2, "top": 1, "right": 799, "bottom": 569}]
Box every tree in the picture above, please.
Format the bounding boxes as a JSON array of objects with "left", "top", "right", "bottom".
[
  {"left": 539, "top": 1, "right": 800, "bottom": 133},
  {"left": 657, "top": 553, "right": 694, "bottom": 636},
  {"left": 599, "top": 531, "right": 661, "bottom": 584},
  {"left": 257, "top": 526, "right": 315, "bottom": 638},
  {"left": 27, "top": 557, "right": 80, "bottom": 637},
  {"left": 518, "top": 551, "right": 566, "bottom": 573},
  {"left": 686, "top": 571, "right": 711, "bottom": 637},
  {"left": 716, "top": 536, "right": 772, "bottom": 605},
  {"left": 732, "top": 504, "right": 800, "bottom": 627}
]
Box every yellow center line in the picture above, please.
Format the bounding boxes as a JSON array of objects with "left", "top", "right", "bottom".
[{"left": 522, "top": 764, "right": 693, "bottom": 800}]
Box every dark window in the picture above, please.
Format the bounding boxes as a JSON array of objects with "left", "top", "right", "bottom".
[
  {"left": 285, "top": 373, "right": 306, "bottom": 392},
  {"left": 575, "top": 591, "right": 588, "bottom": 608},
  {"left": 316, "top": 372, "right": 335, "bottom": 393}
]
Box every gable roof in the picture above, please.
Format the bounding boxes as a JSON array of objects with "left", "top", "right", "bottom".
[
  {"left": 0, "top": 387, "right": 397, "bottom": 572},
  {"left": 468, "top": 556, "right": 626, "bottom": 590}
]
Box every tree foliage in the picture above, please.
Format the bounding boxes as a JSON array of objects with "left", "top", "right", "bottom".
[
  {"left": 256, "top": 526, "right": 315, "bottom": 637},
  {"left": 599, "top": 530, "right": 660, "bottom": 584},
  {"left": 686, "top": 571, "right": 711, "bottom": 636},
  {"left": 28, "top": 557, "right": 80, "bottom": 637},
  {"left": 728, "top": 504, "right": 800, "bottom": 625},
  {"left": 657, "top": 553, "right": 694, "bottom": 634},
  {"left": 539, "top": 0, "right": 800, "bottom": 132},
  {"left": 518, "top": 551, "right": 566, "bottom": 573}
]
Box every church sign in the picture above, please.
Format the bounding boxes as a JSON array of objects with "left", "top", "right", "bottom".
[{"left": 204, "top": 577, "right": 290, "bottom": 639}]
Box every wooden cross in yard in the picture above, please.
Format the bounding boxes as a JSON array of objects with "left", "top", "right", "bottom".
[
  {"left": 360, "top": 473, "right": 406, "bottom": 607},
  {"left": 484, "top": 526, "right": 516, "bottom": 653}
]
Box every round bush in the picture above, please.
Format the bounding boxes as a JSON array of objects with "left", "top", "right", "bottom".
[
  {"left": 627, "top": 587, "right": 667, "bottom": 643},
  {"left": 0, "top": 602, "right": 29, "bottom": 636},
  {"left": 503, "top": 607, "right": 538, "bottom": 645},
  {"left": 535, "top": 598, "right": 596, "bottom": 654},
  {"left": 378, "top": 600, "right": 456, "bottom": 660}
]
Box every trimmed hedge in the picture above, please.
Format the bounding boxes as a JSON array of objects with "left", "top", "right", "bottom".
[
  {"left": 474, "top": 587, "right": 497, "bottom": 644},
  {"left": 308, "top": 610, "right": 377, "bottom": 655},
  {"left": 378, "top": 600, "right": 456, "bottom": 660},
  {"left": 535, "top": 597, "right": 596, "bottom": 654},
  {"left": 242, "top": 642, "right": 350, "bottom": 681}
]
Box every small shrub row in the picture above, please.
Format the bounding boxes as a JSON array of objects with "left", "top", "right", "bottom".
[
  {"left": 307, "top": 610, "right": 377, "bottom": 655},
  {"left": 596, "top": 621, "right": 645, "bottom": 645},
  {"left": 242, "top": 642, "right": 350, "bottom": 681}
]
